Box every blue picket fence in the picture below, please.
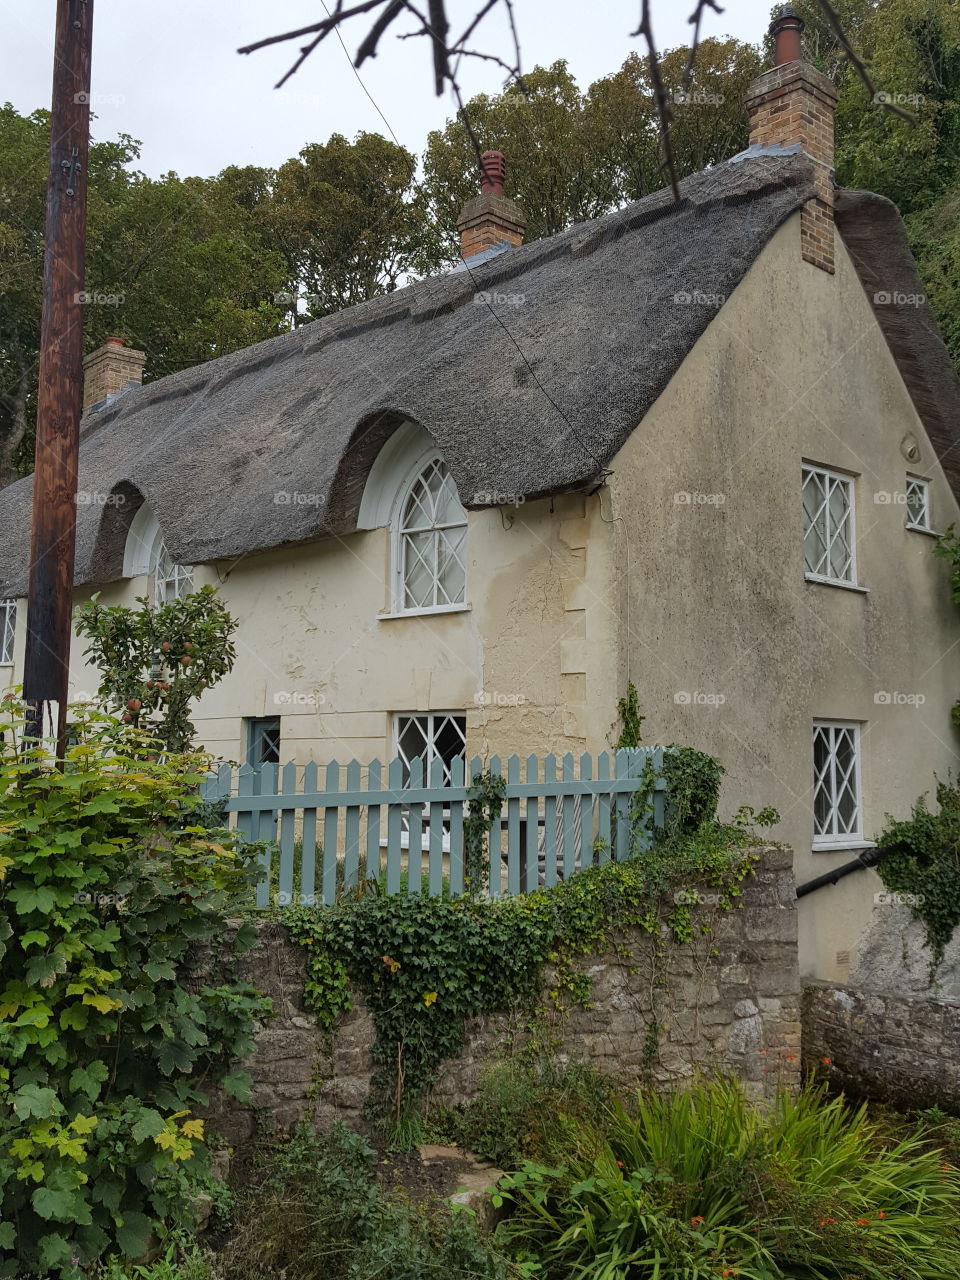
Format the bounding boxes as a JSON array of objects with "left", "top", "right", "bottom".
[{"left": 203, "top": 747, "right": 666, "bottom": 907}]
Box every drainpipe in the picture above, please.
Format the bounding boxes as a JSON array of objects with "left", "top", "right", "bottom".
[{"left": 795, "top": 845, "right": 896, "bottom": 899}]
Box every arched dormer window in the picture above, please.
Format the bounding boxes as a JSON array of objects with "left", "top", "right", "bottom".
[
  {"left": 396, "top": 457, "right": 466, "bottom": 611},
  {"left": 123, "top": 505, "right": 194, "bottom": 606},
  {"left": 358, "top": 421, "right": 468, "bottom": 616}
]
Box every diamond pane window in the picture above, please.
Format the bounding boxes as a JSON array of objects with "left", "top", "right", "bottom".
[
  {"left": 802, "top": 464, "right": 856, "bottom": 584},
  {"left": 397, "top": 458, "right": 467, "bottom": 610},
  {"left": 394, "top": 713, "right": 466, "bottom": 785},
  {"left": 0, "top": 600, "right": 15, "bottom": 664},
  {"left": 905, "top": 476, "right": 931, "bottom": 531},
  {"left": 152, "top": 539, "right": 194, "bottom": 606},
  {"left": 812, "top": 721, "right": 862, "bottom": 845}
]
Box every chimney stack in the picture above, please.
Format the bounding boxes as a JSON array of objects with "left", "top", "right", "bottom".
[
  {"left": 82, "top": 336, "right": 146, "bottom": 412},
  {"left": 456, "top": 150, "right": 526, "bottom": 259},
  {"left": 745, "top": 5, "right": 838, "bottom": 273}
]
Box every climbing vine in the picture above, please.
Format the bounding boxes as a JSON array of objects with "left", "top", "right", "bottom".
[
  {"left": 463, "top": 770, "right": 506, "bottom": 894},
  {"left": 933, "top": 528, "right": 960, "bottom": 728},
  {"left": 876, "top": 775, "right": 960, "bottom": 969},
  {"left": 615, "top": 682, "right": 646, "bottom": 748},
  {"left": 285, "top": 816, "right": 761, "bottom": 1125}
]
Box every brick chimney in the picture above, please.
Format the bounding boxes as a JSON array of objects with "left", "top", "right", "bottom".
[
  {"left": 456, "top": 151, "right": 526, "bottom": 259},
  {"left": 745, "top": 5, "right": 838, "bottom": 273},
  {"left": 82, "top": 336, "right": 146, "bottom": 411}
]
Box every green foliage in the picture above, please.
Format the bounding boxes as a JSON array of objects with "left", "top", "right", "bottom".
[
  {"left": 0, "top": 707, "right": 269, "bottom": 1277},
  {"left": 933, "top": 526, "right": 960, "bottom": 726},
  {"left": 614, "top": 682, "right": 645, "bottom": 749},
  {"left": 495, "top": 1075, "right": 960, "bottom": 1279},
  {"left": 75, "top": 587, "right": 238, "bottom": 753},
  {"left": 876, "top": 774, "right": 960, "bottom": 966},
  {"left": 286, "top": 819, "right": 758, "bottom": 1125},
  {"left": 425, "top": 1057, "right": 613, "bottom": 1169},
  {"left": 463, "top": 771, "right": 506, "bottom": 895},
  {"left": 660, "top": 747, "right": 725, "bottom": 838},
  {"left": 216, "top": 1121, "right": 512, "bottom": 1280}
]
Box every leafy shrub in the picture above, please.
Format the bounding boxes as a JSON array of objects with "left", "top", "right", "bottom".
[
  {"left": 660, "top": 746, "right": 725, "bottom": 837},
  {"left": 0, "top": 708, "right": 268, "bottom": 1278},
  {"left": 217, "top": 1122, "right": 511, "bottom": 1280},
  {"left": 876, "top": 775, "right": 960, "bottom": 965},
  {"left": 75, "top": 586, "right": 238, "bottom": 753},
  {"left": 426, "top": 1057, "right": 613, "bottom": 1168},
  {"left": 495, "top": 1076, "right": 960, "bottom": 1279}
]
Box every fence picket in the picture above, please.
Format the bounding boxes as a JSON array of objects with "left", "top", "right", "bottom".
[
  {"left": 523, "top": 755, "right": 539, "bottom": 893},
  {"left": 279, "top": 762, "right": 297, "bottom": 906},
  {"left": 543, "top": 754, "right": 558, "bottom": 888},
  {"left": 322, "top": 761, "right": 340, "bottom": 907},
  {"left": 386, "top": 757, "right": 404, "bottom": 895},
  {"left": 561, "top": 753, "right": 576, "bottom": 881},
  {"left": 301, "top": 761, "right": 318, "bottom": 906},
  {"left": 506, "top": 755, "right": 521, "bottom": 895},
  {"left": 407, "top": 756, "right": 424, "bottom": 894},
  {"left": 344, "top": 759, "right": 361, "bottom": 891},
  {"left": 428, "top": 756, "right": 445, "bottom": 897},
  {"left": 448, "top": 756, "right": 465, "bottom": 896},
  {"left": 365, "top": 760, "right": 382, "bottom": 883},
  {"left": 487, "top": 754, "right": 503, "bottom": 897},
  {"left": 579, "top": 753, "right": 594, "bottom": 871}
]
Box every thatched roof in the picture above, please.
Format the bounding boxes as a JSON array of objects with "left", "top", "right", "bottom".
[{"left": 0, "top": 152, "right": 956, "bottom": 598}]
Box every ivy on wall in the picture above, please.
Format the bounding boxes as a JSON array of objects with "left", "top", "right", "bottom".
[{"left": 286, "top": 817, "right": 762, "bottom": 1124}]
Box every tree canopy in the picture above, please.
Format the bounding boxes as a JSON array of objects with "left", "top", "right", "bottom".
[{"left": 2, "top": 0, "right": 959, "bottom": 484}]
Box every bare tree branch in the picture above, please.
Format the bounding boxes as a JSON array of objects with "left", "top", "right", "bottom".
[{"left": 632, "top": 0, "right": 681, "bottom": 200}]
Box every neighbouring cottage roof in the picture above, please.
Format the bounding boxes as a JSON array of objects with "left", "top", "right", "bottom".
[{"left": 0, "top": 152, "right": 957, "bottom": 598}]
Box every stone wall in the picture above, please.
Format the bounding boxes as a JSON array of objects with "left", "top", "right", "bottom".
[
  {"left": 802, "top": 981, "right": 960, "bottom": 1112},
  {"left": 205, "top": 846, "right": 801, "bottom": 1150}
]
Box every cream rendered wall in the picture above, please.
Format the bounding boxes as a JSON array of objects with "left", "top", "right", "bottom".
[
  {"left": 2, "top": 491, "right": 620, "bottom": 771},
  {"left": 604, "top": 212, "right": 960, "bottom": 981}
]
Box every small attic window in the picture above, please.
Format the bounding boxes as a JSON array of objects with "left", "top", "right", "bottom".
[
  {"left": 123, "top": 505, "right": 193, "bottom": 605},
  {"left": 905, "top": 476, "right": 931, "bottom": 532}
]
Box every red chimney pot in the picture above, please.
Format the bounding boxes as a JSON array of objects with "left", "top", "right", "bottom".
[
  {"left": 105, "top": 335, "right": 124, "bottom": 347},
  {"left": 771, "top": 5, "right": 804, "bottom": 66},
  {"left": 479, "top": 150, "right": 506, "bottom": 196}
]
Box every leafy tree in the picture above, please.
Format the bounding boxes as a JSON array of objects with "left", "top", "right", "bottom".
[
  {"left": 75, "top": 586, "right": 238, "bottom": 754},
  {"left": 271, "top": 132, "right": 441, "bottom": 321},
  {"left": 422, "top": 43, "right": 761, "bottom": 254}
]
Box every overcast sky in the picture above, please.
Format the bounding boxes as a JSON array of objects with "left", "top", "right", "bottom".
[{"left": 7, "top": 0, "right": 773, "bottom": 178}]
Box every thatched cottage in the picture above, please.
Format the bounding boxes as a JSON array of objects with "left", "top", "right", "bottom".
[{"left": 1, "top": 10, "right": 959, "bottom": 979}]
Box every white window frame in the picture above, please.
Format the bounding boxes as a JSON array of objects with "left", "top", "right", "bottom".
[
  {"left": 391, "top": 455, "right": 468, "bottom": 616},
  {"left": 812, "top": 719, "right": 867, "bottom": 850},
  {"left": 123, "top": 504, "right": 194, "bottom": 604},
  {"left": 905, "top": 475, "right": 932, "bottom": 532},
  {"left": 391, "top": 711, "right": 467, "bottom": 852},
  {"left": 151, "top": 538, "right": 194, "bottom": 606},
  {"left": 802, "top": 463, "right": 858, "bottom": 587},
  {"left": 0, "top": 600, "right": 16, "bottom": 665}
]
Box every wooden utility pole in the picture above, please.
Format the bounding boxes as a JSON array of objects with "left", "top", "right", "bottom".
[{"left": 23, "top": 0, "right": 94, "bottom": 754}]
